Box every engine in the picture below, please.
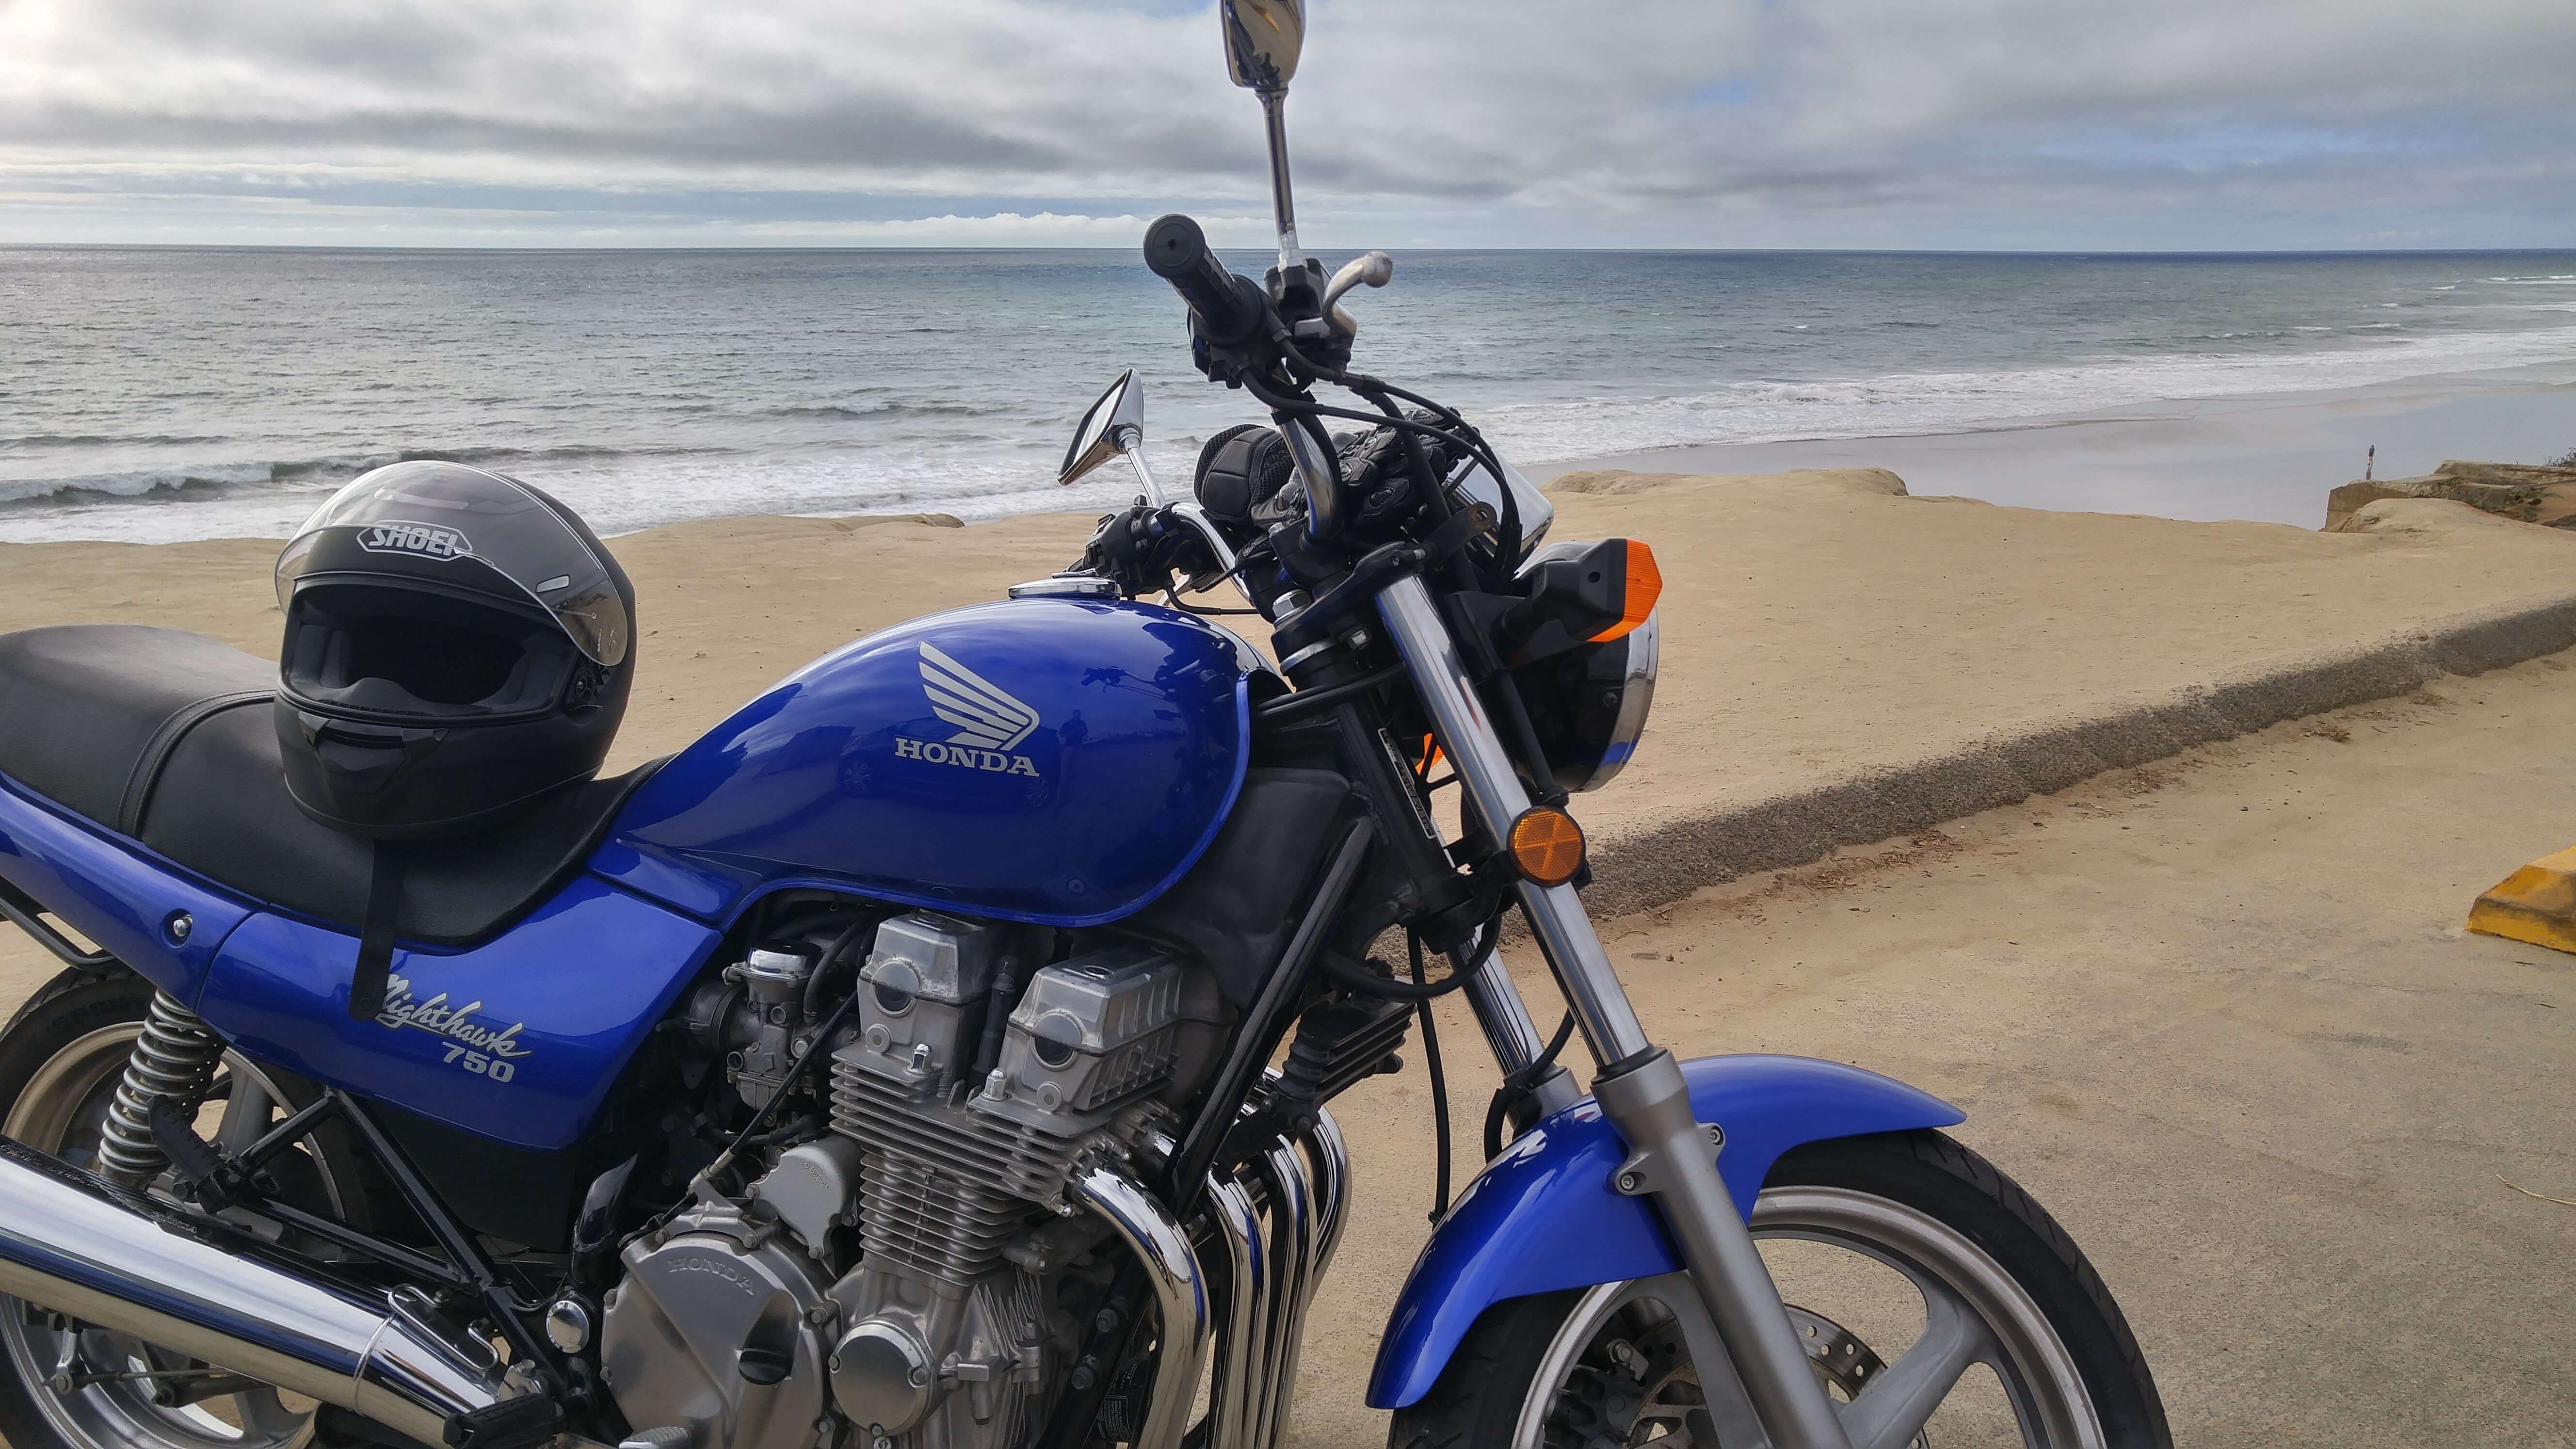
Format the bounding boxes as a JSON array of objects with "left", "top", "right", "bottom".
[{"left": 602, "top": 907, "right": 1208, "bottom": 1449}]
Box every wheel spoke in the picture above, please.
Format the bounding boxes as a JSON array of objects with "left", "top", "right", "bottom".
[
  {"left": 1839, "top": 1282, "right": 1994, "bottom": 1449},
  {"left": 1632, "top": 1274, "right": 1771, "bottom": 1449},
  {"left": 213, "top": 1072, "right": 271, "bottom": 1156}
]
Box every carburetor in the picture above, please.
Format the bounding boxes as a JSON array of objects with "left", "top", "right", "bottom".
[{"left": 685, "top": 941, "right": 832, "bottom": 1110}]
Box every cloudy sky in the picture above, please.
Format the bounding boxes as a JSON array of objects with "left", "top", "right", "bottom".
[{"left": 3, "top": 0, "right": 2571, "bottom": 251}]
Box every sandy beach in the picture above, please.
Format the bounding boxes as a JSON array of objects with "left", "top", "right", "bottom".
[
  {"left": 3, "top": 463, "right": 2574, "bottom": 1446},
  {"left": 9, "top": 459, "right": 2572, "bottom": 870}
]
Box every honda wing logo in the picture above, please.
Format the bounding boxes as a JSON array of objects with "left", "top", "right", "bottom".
[
  {"left": 895, "top": 644, "right": 1042, "bottom": 776},
  {"left": 355, "top": 521, "right": 471, "bottom": 561}
]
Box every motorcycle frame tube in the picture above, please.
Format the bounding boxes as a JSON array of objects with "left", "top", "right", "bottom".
[
  {"left": 1373, "top": 574, "right": 1857, "bottom": 1449},
  {"left": 1070, "top": 1160, "right": 1212, "bottom": 1449}
]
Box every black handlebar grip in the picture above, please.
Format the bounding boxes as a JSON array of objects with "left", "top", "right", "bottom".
[{"left": 1144, "top": 213, "right": 1265, "bottom": 347}]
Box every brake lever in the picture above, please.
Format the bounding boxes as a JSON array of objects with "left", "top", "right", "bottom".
[{"left": 1322, "top": 251, "right": 1393, "bottom": 336}]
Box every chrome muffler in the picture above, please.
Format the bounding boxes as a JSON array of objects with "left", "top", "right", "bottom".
[{"left": 0, "top": 1136, "right": 510, "bottom": 1446}]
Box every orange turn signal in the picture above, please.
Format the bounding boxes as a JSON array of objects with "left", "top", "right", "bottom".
[
  {"left": 1509, "top": 806, "right": 1587, "bottom": 887},
  {"left": 1591, "top": 540, "right": 1661, "bottom": 644}
]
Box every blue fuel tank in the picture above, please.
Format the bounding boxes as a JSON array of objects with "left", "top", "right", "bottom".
[{"left": 593, "top": 598, "right": 1256, "bottom": 927}]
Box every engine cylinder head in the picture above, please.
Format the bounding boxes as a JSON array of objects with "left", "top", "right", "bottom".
[{"left": 849, "top": 912, "right": 1005, "bottom": 1090}]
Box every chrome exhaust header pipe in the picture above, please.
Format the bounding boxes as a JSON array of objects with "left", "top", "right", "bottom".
[
  {"left": 1204, "top": 1176, "right": 1268, "bottom": 1449},
  {"left": 1251, "top": 1138, "right": 1315, "bottom": 1449},
  {"left": 0, "top": 1136, "right": 508, "bottom": 1446},
  {"left": 1072, "top": 1157, "right": 1212, "bottom": 1449},
  {"left": 1278, "top": 1109, "right": 1349, "bottom": 1406},
  {"left": 1199, "top": 1106, "right": 1352, "bottom": 1449}
]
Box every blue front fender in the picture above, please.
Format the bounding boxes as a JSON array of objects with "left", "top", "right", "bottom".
[{"left": 1367, "top": 1053, "right": 1964, "bottom": 1409}]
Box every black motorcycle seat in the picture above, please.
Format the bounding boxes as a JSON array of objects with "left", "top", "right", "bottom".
[{"left": 0, "top": 625, "right": 657, "bottom": 946}]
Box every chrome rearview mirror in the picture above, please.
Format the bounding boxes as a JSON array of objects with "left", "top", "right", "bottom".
[
  {"left": 1057, "top": 368, "right": 1246, "bottom": 589},
  {"left": 1218, "top": 0, "right": 1308, "bottom": 274},
  {"left": 1059, "top": 369, "right": 1146, "bottom": 488},
  {"left": 1219, "top": 0, "right": 1304, "bottom": 91}
]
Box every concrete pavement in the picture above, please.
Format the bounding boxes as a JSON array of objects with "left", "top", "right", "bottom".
[{"left": 1291, "top": 649, "right": 2575, "bottom": 1447}]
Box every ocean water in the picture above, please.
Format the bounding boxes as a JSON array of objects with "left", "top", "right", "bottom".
[{"left": 5, "top": 247, "right": 2574, "bottom": 544}]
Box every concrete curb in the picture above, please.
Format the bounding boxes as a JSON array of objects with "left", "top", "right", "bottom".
[{"left": 1581, "top": 587, "right": 2576, "bottom": 919}]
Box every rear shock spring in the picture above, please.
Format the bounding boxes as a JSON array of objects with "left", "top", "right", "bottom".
[{"left": 94, "top": 990, "right": 225, "bottom": 1187}]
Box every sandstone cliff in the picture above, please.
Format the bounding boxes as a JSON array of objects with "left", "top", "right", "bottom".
[{"left": 2323, "top": 459, "right": 2576, "bottom": 532}]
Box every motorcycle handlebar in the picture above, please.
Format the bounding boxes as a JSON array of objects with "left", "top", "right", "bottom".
[{"left": 1144, "top": 213, "right": 1268, "bottom": 348}]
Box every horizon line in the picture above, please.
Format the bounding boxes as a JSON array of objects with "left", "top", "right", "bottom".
[{"left": 6, "top": 242, "right": 2574, "bottom": 258}]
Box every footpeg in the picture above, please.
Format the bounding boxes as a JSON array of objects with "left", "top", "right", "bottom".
[
  {"left": 442, "top": 1392, "right": 564, "bottom": 1449},
  {"left": 146, "top": 1094, "right": 266, "bottom": 1212}
]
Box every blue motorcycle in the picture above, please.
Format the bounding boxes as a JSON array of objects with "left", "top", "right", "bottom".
[{"left": 0, "top": 5, "right": 2167, "bottom": 1448}]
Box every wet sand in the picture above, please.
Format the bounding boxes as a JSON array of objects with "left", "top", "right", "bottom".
[{"left": 1542, "top": 366, "right": 2576, "bottom": 526}]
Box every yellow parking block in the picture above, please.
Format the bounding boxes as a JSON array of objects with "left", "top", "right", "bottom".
[{"left": 2467, "top": 846, "right": 2576, "bottom": 955}]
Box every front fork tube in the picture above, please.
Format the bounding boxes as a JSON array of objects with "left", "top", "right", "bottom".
[
  {"left": 1457, "top": 938, "right": 1580, "bottom": 1118},
  {"left": 1376, "top": 576, "right": 1854, "bottom": 1449}
]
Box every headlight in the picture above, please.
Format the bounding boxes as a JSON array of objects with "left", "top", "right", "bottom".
[
  {"left": 1508, "top": 536, "right": 1659, "bottom": 793},
  {"left": 1515, "top": 610, "right": 1657, "bottom": 792}
]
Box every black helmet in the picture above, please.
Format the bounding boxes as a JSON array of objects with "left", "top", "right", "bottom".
[{"left": 272, "top": 460, "right": 637, "bottom": 839}]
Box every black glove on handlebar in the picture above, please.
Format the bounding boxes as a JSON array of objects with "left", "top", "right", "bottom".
[{"left": 1338, "top": 410, "right": 1456, "bottom": 532}]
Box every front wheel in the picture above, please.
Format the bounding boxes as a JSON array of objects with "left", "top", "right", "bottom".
[{"left": 1389, "top": 1130, "right": 2170, "bottom": 1449}]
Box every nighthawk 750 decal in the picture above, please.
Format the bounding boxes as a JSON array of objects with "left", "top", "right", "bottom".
[
  {"left": 895, "top": 643, "right": 1043, "bottom": 776},
  {"left": 371, "top": 972, "right": 530, "bottom": 1082}
]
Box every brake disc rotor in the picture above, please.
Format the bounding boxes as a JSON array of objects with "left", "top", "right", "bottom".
[{"left": 1786, "top": 1303, "right": 1928, "bottom": 1447}]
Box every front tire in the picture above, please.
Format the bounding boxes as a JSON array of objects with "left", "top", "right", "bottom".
[{"left": 1389, "top": 1130, "right": 2169, "bottom": 1448}]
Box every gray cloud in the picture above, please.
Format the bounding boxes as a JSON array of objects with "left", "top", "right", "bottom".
[{"left": 1, "top": 0, "right": 2569, "bottom": 247}]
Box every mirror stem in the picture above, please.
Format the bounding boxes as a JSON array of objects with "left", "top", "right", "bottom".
[
  {"left": 1121, "top": 443, "right": 1244, "bottom": 580},
  {"left": 1259, "top": 90, "right": 1303, "bottom": 274},
  {"left": 1114, "top": 427, "right": 1167, "bottom": 508}
]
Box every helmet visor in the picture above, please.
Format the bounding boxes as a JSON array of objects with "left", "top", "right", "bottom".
[{"left": 274, "top": 462, "right": 630, "bottom": 667}]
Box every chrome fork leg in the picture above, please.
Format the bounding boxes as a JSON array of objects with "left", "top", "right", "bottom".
[{"left": 1376, "top": 574, "right": 1855, "bottom": 1448}]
